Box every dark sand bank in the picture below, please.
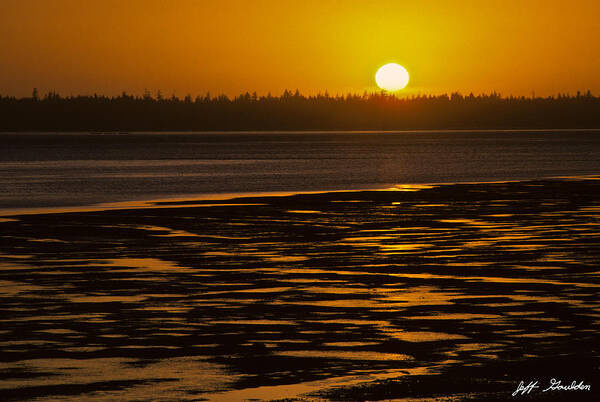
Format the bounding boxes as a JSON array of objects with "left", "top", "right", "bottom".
[{"left": 1, "top": 178, "right": 599, "bottom": 400}]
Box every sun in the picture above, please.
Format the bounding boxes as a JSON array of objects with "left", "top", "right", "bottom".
[{"left": 375, "top": 63, "right": 410, "bottom": 91}]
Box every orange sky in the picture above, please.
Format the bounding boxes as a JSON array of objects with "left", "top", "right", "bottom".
[{"left": 1, "top": 0, "right": 599, "bottom": 97}]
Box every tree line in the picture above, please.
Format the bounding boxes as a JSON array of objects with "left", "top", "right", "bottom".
[{"left": 1, "top": 89, "right": 599, "bottom": 131}]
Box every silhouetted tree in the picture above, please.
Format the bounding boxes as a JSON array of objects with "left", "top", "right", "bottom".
[{"left": 1, "top": 90, "right": 599, "bottom": 131}]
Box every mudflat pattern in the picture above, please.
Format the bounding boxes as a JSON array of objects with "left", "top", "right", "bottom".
[{"left": 1, "top": 179, "right": 599, "bottom": 400}]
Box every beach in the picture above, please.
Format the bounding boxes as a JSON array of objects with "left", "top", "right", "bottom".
[{"left": 1, "top": 177, "right": 599, "bottom": 400}]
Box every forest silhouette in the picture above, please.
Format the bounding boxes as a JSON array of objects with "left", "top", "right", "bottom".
[{"left": 1, "top": 89, "right": 599, "bottom": 131}]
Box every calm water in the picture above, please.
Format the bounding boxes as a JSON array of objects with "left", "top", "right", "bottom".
[{"left": 2, "top": 130, "right": 600, "bottom": 209}]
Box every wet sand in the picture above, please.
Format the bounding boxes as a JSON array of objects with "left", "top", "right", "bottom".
[{"left": 1, "top": 178, "right": 599, "bottom": 400}]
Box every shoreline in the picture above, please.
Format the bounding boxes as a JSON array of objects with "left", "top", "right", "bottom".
[{"left": 2, "top": 174, "right": 599, "bottom": 218}]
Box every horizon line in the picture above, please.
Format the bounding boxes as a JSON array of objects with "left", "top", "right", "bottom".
[{"left": 3, "top": 88, "right": 598, "bottom": 101}]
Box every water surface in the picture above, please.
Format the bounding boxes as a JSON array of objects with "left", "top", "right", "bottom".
[{"left": 2, "top": 130, "right": 600, "bottom": 209}]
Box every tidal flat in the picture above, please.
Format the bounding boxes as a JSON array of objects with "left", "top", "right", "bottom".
[{"left": 1, "top": 178, "right": 599, "bottom": 401}]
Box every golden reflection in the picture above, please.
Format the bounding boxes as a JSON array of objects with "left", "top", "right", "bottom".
[
  {"left": 407, "top": 313, "right": 502, "bottom": 321},
  {"left": 100, "top": 258, "right": 197, "bottom": 274},
  {"left": 233, "top": 287, "right": 293, "bottom": 293},
  {"left": 28, "top": 238, "right": 67, "bottom": 243},
  {"left": 379, "top": 243, "right": 432, "bottom": 253},
  {"left": 2, "top": 313, "right": 109, "bottom": 323},
  {"left": 155, "top": 230, "right": 199, "bottom": 237},
  {"left": 63, "top": 347, "right": 105, "bottom": 353},
  {"left": 537, "top": 254, "right": 579, "bottom": 264},
  {"left": 578, "top": 206, "right": 600, "bottom": 212},
  {"left": 438, "top": 218, "right": 502, "bottom": 227},
  {"left": 0, "top": 254, "right": 33, "bottom": 259},
  {"left": 323, "top": 342, "right": 379, "bottom": 347},
  {"left": 338, "top": 236, "right": 433, "bottom": 253},
  {"left": 389, "top": 271, "right": 599, "bottom": 288},
  {"left": 0, "top": 357, "right": 233, "bottom": 400},
  {"left": 39, "top": 328, "right": 79, "bottom": 335},
  {"left": 341, "top": 236, "right": 396, "bottom": 242},
  {"left": 205, "top": 367, "right": 430, "bottom": 402},
  {"left": 456, "top": 343, "right": 505, "bottom": 353},
  {"left": 497, "top": 244, "right": 546, "bottom": 251},
  {"left": 0, "top": 202, "right": 266, "bottom": 217},
  {"left": 300, "top": 286, "right": 371, "bottom": 295},
  {"left": 358, "top": 227, "right": 430, "bottom": 232},
  {"left": 265, "top": 256, "right": 309, "bottom": 262},
  {"left": 487, "top": 234, "right": 532, "bottom": 241},
  {"left": 445, "top": 262, "right": 494, "bottom": 266},
  {"left": 210, "top": 320, "right": 296, "bottom": 325},
  {"left": 202, "top": 250, "right": 307, "bottom": 262},
  {"left": 462, "top": 240, "right": 496, "bottom": 247},
  {"left": 277, "top": 350, "right": 413, "bottom": 361},
  {"left": 389, "top": 184, "right": 435, "bottom": 192},
  {"left": 287, "top": 210, "right": 322, "bottom": 214},
  {"left": 141, "top": 306, "right": 192, "bottom": 313},
  {"left": 275, "top": 299, "right": 379, "bottom": 308},
  {"left": 472, "top": 353, "right": 498, "bottom": 359},
  {"left": 310, "top": 319, "right": 388, "bottom": 326},
  {"left": 505, "top": 311, "right": 546, "bottom": 316},
  {"left": 257, "top": 267, "right": 381, "bottom": 277},
  {"left": 0, "top": 280, "right": 47, "bottom": 297},
  {"left": 514, "top": 332, "right": 568, "bottom": 338},
  {"left": 376, "top": 286, "right": 459, "bottom": 307},
  {"left": 202, "top": 251, "right": 234, "bottom": 257},
  {"left": 68, "top": 295, "right": 147, "bottom": 303},
  {"left": 378, "top": 330, "right": 469, "bottom": 342}
]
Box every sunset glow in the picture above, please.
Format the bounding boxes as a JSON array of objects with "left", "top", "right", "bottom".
[
  {"left": 375, "top": 63, "right": 409, "bottom": 91},
  {"left": 1, "top": 1, "right": 600, "bottom": 97}
]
